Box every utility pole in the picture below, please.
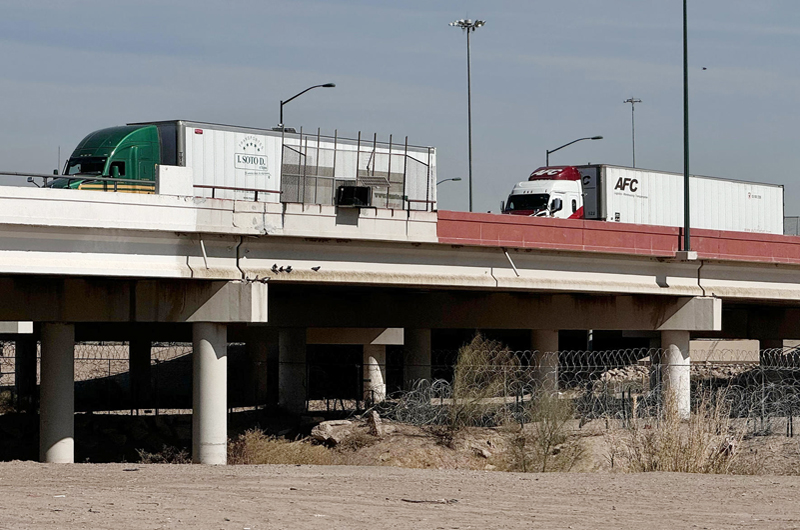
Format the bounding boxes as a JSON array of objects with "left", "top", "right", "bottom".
[{"left": 623, "top": 98, "right": 642, "bottom": 168}]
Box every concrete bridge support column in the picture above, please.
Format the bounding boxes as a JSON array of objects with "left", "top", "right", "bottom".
[
  {"left": 661, "top": 330, "right": 691, "bottom": 420},
  {"left": 531, "top": 330, "right": 559, "bottom": 393},
  {"left": 15, "top": 337, "right": 37, "bottom": 413},
  {"left": 192, "top": 323, "right": 228, "bottom": 465},
  {"left": 363, "top": 345, "right": 387, "bottom": 403},
  {"left": 404, "top": 328, "right": 431, "bottom": 389},
  {"left": 246, "top": 327, "right": 278, "bottom": 408},
  {"left": 39, "top": 323, "right": 74, "bottom": 463},
  {"left": 129, "top": 337, "right": 152, "bottom": 411},
  {"left": 278, "top": 328, "right": 307, "bottom": 414}
]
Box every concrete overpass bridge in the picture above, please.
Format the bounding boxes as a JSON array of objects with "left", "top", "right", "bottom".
[{"left": 2, "top": 184, "right": 800, "bottom": 463}]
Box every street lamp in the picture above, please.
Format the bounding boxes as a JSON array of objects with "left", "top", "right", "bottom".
[
  {"left": 278, "top": 83, "right": 336, "bottom": 129},
  {"left": 450, "top": 18, "right": 485, "bottom": 212},
  {"left": 623, "top": 98, "right": 642, "bottom": 167},
  {"left": 682, "top": 0, "right": 691, "bottom": 252},
  {"left": 437, "top": 177, "right": 462, "bottom": 185},
  {"left": 546, "top": 136, "right": 603, "bottom": 166}
]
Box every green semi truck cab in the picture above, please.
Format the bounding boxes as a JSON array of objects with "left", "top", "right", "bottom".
[{"left": 54, "top": 125, "right": 162, "bottom": 192}]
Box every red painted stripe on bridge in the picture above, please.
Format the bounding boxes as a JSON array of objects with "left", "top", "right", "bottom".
[{"left": 437, "top": 211, "right": 800, "bottom": 264}]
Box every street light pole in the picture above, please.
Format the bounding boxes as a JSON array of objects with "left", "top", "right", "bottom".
[
  {"left": 546, "top": 136, "right": 603, "bottom": 166},
  {"left": 436, "top": 177, "right": 463, "bottom": 186},
  {"left": 683, "top": 0, "right": 691, "bottom": 252},
  {"left": 450, "top": 18, "right": 485, "bottom": 213},
  {"left": 278, "top": 83, "right": 336, "bottom": 129},
  {"left": 624, "top": 98, "right": 642, "bottom": 167}
]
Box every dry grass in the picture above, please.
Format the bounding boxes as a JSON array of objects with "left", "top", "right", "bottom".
[
  {"left": 449, "top": 334, "right": 519, "bottom": 430},
  {"left": 228, "top": 429, "right": 334, "bottom": 465},
  {"left": 605, "top": 389, "right": 754, "bottom": 474},
  {"left": 136, "top": 445, "right": 191, "bottom": 464},
  {"left": 335, "top": 430, "right": 380, "bottom": 452},
  {"left": 0, "top": 390, "right": 15, "bottom": 414},
  {"left": 497, "top": 395, "right": 586, "bottom": 473}
]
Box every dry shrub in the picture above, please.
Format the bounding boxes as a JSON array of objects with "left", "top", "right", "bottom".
[
  {"left": 228, "top": 429, "right": 334, "bottom": 465},
  {"left": 499, "top": 394, "right": 585, "bottom": 473},
  {"left": 449, "top": 334, "right": 519, "bottom": 429},
  {"left": 607, "top": 389, "right": 753, "bottom": 474},
  {"left": 336, "top": 430, "right": 380, "bottom": 452},
  {"left": 426, "top": 424, "right": 456, "bottom": 448},
  {"left": 0, "top": 390, "right": 15, "bottom": 414},
  {"left": 136, "top": 445, "right": 191, "bottom": 464}
]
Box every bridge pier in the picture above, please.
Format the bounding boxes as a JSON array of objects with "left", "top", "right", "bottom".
[
  {"left": 363, "top": 345, "right": 387, "bottom": 403},
  {"left": 278, "top": 328, "right": 307, "bottom": 414},
  {"left": 129, "top": 337, "right": 152, "bottom": 411},
  {"left": 192, "top": 323, "right": 228, "bottom": 465},
  {"left": 39, "top": 323, "right": 74, "bottom": 463},
  {"left": 661, "top": 330, "right": 691, "bottom": 420},
  {"left": 245, "top": 327, "right": 278, "bottom": 408},
  {"left": 404, "top": 328, "right": 432, "bottom": 388},
  {"left": 15, "top": 336, "right": 38, "bottom": 413},
  {"left": 531, "top": 330, "right": 559, "bottom": 393}
]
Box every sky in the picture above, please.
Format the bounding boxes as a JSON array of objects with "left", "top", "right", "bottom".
[{"left": 1, "top": 0, "right": 799, "bottom": 214}]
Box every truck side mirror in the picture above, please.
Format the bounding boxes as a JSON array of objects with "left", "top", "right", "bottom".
[
  {"left": 500, "top": 200, "right": 505, "bottom": 212},
  {"left": 111, "top": 165, "right": 120, "bottom": 178},
  {"left": 550, "top": 197, "right": 563, "bottom": 213}
]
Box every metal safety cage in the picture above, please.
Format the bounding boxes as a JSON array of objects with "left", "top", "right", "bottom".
[{"left": 279, "top": 128, "right": 436, "bottom": 211}]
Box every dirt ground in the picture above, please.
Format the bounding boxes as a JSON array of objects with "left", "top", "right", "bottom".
[{"left": 2, "top": 462, "right": 800, "bottom": 530}]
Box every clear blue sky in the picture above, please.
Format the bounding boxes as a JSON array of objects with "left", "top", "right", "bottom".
[{"left": 1, "top": 0, "right": 799, "bottom": 213}]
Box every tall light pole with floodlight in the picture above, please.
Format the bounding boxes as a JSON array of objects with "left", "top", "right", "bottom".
[
  {"left": 683, "top": 0, "right": 691, "bottom": 252},
  {"left": 624, "top": 97, "right": 642, "bottom": 168},
  {"left": 450, "top": 18, "right": 485, "bottom": 212},
  {"left": 278, "top": 83, "right": 336, "bottom": 130},
  {"left": 546, "top": 136, "right": 603, "bottom": 166}
]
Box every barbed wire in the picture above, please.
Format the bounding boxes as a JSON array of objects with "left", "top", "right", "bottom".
[{"left": 1, "top": 342, "right": 800, "bottom": 433}]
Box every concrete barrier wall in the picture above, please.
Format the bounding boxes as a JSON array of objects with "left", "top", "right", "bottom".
[{"left": 437, "top": 211, "right": 800, "bottom": 265}]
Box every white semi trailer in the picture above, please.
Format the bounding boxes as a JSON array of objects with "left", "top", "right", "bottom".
[{"left": 503, "top": 164, "right": 784, "bottom": 234}]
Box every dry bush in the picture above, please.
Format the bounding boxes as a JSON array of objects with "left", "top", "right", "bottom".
[
  {"left": 499, "top": 394, "right": 585, "bottom": 473},
  {"left": 0, "top": 390, "right": 15, "bottom": 414},
  {"left": 606, "top": 389, "right": 754, "bottom": 474},
  {"left": 136, "top": 445, "right": 191, "bottom": 464},
  {"left": 228, "top": 429, "right": 334, "bottom": 465},
  {"left": 449, "top": 334, "right": 519, "bottom": 430},
  {"left": 336, "top": 430, "right": 380, "bottom": 452}
]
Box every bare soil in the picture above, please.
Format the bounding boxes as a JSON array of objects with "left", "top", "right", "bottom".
[{"left": 2, "top": 461, "right": 800, "bottom": 529}]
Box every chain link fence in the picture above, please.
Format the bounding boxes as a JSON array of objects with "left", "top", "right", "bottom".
[
  {"left": 0, "top": 341, "right": 265, "bottom": 415},
  {"left": 2, "top": 342, "right": 800, "bottom": 436},
  {"left": 382, "top": 347, "right": 800, "bottom": 438}
]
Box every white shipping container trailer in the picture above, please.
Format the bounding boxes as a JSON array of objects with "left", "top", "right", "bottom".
[
  {"left": 119, "top": 120, "right": 439, "bottom": 209},
  {"left": 579, "top": 165, "right": 784, "bottom": 234}
]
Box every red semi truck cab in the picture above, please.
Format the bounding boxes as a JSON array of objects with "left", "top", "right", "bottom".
[{"left": 502, "top": 166, "right": 585, "bottom": 219}]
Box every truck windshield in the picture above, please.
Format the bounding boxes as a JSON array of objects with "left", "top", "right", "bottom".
[
  {"left": 505, "top": 193, "right": 549, "bottom": 213},
  {"left": 65, "top": 157, "right": 106, "bottom": 176}
]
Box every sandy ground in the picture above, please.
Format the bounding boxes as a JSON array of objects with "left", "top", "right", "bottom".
[{"left": 1, "top": 462, "right": 800, "bottom": 529}]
